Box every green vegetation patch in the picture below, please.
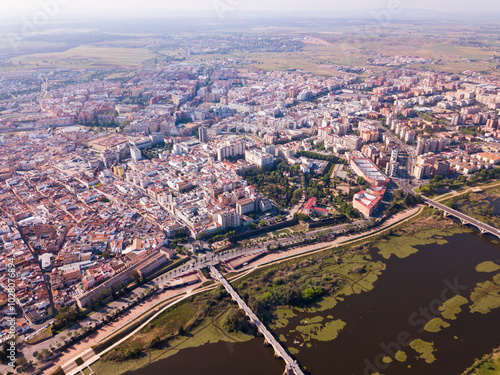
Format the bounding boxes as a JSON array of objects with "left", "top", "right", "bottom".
[
  {"left": 374, "top": 228, "right": 456, "bottom": 259},
  {"left": 382, "top": 356, "right": 393, "bottom": 364},
  {"left": 470, "top": 280, "right": 500, "bottom": 314},
  {"left": 439, "top": 295, "right": 469, "bottom": 320},
  {"left": 75, "top": 357, "right": 84, "bottom": 366},
  {"left": 475, "top": 261, "right": 500, "bottom": 273},
  {"left": 313, "top": 319, "right": 346, "bottom": 341},
  {"left": 98, "top": 286, "right": 259, "bottom": 375},
  {"left": 469, "top": 349, "right": 500, "bottom": 374},
  {"left": 234, "top": 250, "right": 385, "bottom": 328},
  {"left": 48, "top": 367, "right": 65, "bottom": 375},
  {"left": 305, "top": 295, "right": 338, "bottom": 313},
  {"left": 25, "top": 326, "right": 53, "bottom": 345},
  {"left": 424, "top": 318, "right": 450, "bottom": 333},
  {"left": 409, "top": 339, "right": 436, "bottom": 364},
  {"left": 271, "top": 308, "right": 297, "bottom": 329},
  {"left": 295, "top": 319, "right": 346, "bottom": 342},
  {"left": 295, "top": 323, "right": 323, "bottom": 342},
  {"left": 289, "top": 347, "right": 300, "bottom": 355},
  {"left": 395, "top": 350, "right": 407, "bottom": 362},
  {"left": 301, "top": 316, "right": 324, "bottom": 324}
]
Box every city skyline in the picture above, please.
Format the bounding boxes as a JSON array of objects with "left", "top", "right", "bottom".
[{"left": 1, "top": 0, "right": 500, "bottom": 20}]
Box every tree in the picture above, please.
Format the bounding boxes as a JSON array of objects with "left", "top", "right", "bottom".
[
  {"left": 40, "top": 348, "right": 50, "bottom": 360},
  {"left": 291, "top": 189, "right": 303, "bottom": 205},
  {"left": 295, "top": 213, "right": 310, "bottom": 222},
  {"left": 177, "top": 325, "right": 185, "bottom": 336},
  {"left": 356, "top": 176, "right": 366, "bottom": 185},
  {"left": 54, "top": 306, "right": 80, "bottom": 329},
  {"left": 15, "top": 357, "right": 28, "bottom": 371}
]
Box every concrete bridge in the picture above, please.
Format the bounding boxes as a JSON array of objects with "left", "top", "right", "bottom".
[
  {"left": 210, "top": 266, "right": 305, "bottom": 375},
  {"left": 423, "top": 197, "right": 500, "bottom": 238}
]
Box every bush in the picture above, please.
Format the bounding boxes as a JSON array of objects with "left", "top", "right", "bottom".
[
  {"left": 274, "top": 277, "right": 285, "bottom": 286},
  {"left": 224, "top": 308, "right": 255, "bottom": 334},
  {"left": 352, "top": 265, "right": 366, "bottom": 274}
]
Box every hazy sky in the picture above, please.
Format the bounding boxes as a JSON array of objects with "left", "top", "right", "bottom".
[{"left": 1, "top": 0, "right": 499, "bottom": 19}]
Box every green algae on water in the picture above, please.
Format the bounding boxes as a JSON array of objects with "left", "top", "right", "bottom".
[
  {"left": 475, "top": 261, "right": 500, "bottom": 273},
  {"left": 409, "top": 339, "right": 436, "bottom": 364},
  {"left": 439, "top": 295, "right": 468, "bottom": 320},
  {"left": 424, "top": 318, "right": 450, "bottom": 333}
]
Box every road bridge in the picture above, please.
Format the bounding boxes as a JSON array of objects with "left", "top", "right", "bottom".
[{"left": 423, "top": 197, "right": 500, "bottom": 238}]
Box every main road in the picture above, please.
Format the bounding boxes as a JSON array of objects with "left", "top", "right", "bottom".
[{"left": 377, "top": 124, "right": 416, "bottom": 175}]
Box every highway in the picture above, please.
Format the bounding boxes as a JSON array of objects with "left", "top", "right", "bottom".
[{"left": 210, "top": 266, "right": 305, "bottom": 375}]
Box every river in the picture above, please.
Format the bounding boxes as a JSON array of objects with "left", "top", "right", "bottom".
[{"left": 125, "top": 231, "right": 500, "bottom": 375}]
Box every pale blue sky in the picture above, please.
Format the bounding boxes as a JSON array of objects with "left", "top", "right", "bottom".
[{"left": 0, "top": 0, "right": 499, "bottom": 19}]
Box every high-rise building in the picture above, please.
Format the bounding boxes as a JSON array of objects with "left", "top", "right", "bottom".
[
  {"left": 386, "top": 161, "right": 399, "bottom": 178},
  {"left": 130, "top": 146, "right": 142, "bottom": 162},
  {"left": 199, "top": 126, "right": 208, "bottom": 143},
  {"left": 416, "top": 138, "right": 425, "bottom": 156},
  {"left": 216, "top": 210, "right": 240, "bottom": 230},
  {"left": 217, "top": 141, "right": 246, "bottom": 160},
  {"left": 390, "top": 149, "right": 399, "bottom": 163}
]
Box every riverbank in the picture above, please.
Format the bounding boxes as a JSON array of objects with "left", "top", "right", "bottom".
[
  {"left": 92, "top": 288, "right": 255, "bottom": 375},
  {"left": 84, "top": 207, "right": 423, "bottom": 374},
  {"left": 461, "top": 346, "right": 500, "bottom": 374},
  {"left": 442, "top": 185, "right": 500, "bottom": 228},
  {"left": 230, "top": 207, "right": 465, "bottom": 355},
  {"left": 83, "top": 206, "right": 499, "bottom": 375}
]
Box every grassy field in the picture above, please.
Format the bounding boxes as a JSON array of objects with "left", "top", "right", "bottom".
[
  {"left": 2, "top": 22, "right": 499, "bottom": 75},
  {"left": 8, "top": 46, "right": 155, "bottom": 70},
  {"left": 25, "top": 327, "right": 53, "bottom": 345},
  {"left": 179, "top": 29, "right": 500, "bottom": 75}
]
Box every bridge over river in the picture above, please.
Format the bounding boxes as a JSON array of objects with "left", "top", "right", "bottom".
[
  {"left": 210, "top": 266, "right": 305, "bottom": 375},
  {"left": 422, "top": 197, "right": 500, "bottom": 238}
]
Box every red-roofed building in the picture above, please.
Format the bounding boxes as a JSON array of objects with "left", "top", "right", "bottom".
[
  {"left": 352, "top": 188, "right": 384, "bottom": 217},
  {"left": 302, "top": 197, "right": 329, "bottom": 216},
  {"left": 303, "top": 197, "right": 317, "bottom": 214}
]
